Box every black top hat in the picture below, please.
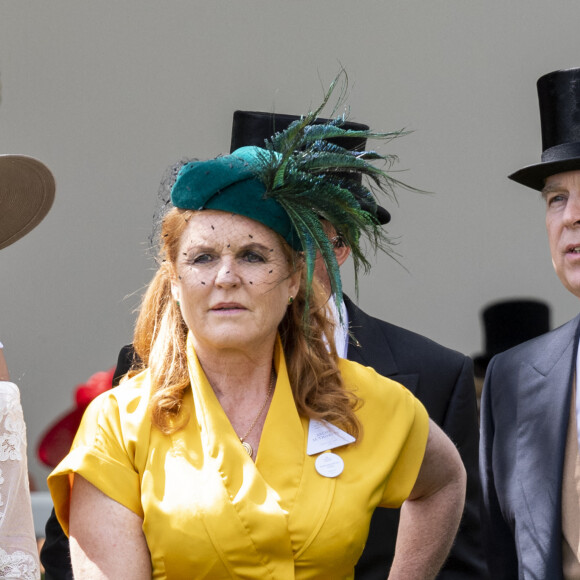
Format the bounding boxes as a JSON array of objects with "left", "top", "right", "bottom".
[
  {"left": 473, "top": 298, "right": 551, "bottom": 377},
  {"left": 231, "top": 110, "right": 391, "bottom": 224},
  {"left": 509, "top": 67, "right": 580, "bottom": 191}
]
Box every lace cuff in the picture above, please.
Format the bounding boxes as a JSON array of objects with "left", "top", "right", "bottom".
[
  {"left": 0, "top": 547, "right": 40, "bottom": 580},
  {"left": 0, "top": 382, "right": 41, "bottom": 579}
]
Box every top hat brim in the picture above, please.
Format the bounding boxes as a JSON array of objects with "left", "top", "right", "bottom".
[
  {"left": 508, "top": 157, "right": 580, "bottom": 192},
  {"left": 0, "top": 155, "right": 55, "bottom": 250}
]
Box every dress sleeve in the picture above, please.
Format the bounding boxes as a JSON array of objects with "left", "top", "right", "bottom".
[
  {"left": 48, "top": 388, "right": 144, "bottom": 536},
  {"left": 378, "top": 391, "right": 429, "bottom": 508},
  {"left": 0, "top": 382, "right": 41, "bottom": 580}
]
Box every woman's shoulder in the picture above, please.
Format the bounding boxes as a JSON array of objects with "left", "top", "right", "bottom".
[
  {"left": 338, "top": 357, "right": 426, "bottom": 425},
  {"left": 0, "top": 380, "right": 20, "bottom": 400},
  {"left": 338, "top": 358, "right": 414, "bottom": 400},
  {"left": 0, "top": 381, "right": 23, "bottom": 418},
  {"left": 70, "top": 369, "right": 156, "bottom": 470},
  {"left": 84, "top": 369, "right": 152, "bottom": 425}
]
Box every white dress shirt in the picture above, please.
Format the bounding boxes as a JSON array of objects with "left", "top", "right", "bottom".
[{"left": 326, "top": 296, "right": 349, "bottom": 359}]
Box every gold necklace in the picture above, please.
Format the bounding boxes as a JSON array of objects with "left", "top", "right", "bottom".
[{"left": 239, "top": 369, "right": 275, "bottom": 458}]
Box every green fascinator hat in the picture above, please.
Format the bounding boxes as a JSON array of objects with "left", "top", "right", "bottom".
[
  {"left": 171, "top": 146, "right": 300, "bottom": 250},
  {"left": 170, "top": 71, "right": 417, "bottom": 311}
]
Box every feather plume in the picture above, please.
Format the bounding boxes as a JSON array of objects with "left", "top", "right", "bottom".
[{"left": 241, "top": 70, "right": 421, "bottom": 320}]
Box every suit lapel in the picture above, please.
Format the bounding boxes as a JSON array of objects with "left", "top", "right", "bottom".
[
  {"left": 516, "top": 315, "right": 580, "bottom": 579},
  {"left": 344, "top": 296, "right": 420, "bottom": 393}
]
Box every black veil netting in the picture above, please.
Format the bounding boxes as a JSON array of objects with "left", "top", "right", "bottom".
[{"left": 148, "top": 157, "right": 198, "bottom": 263}]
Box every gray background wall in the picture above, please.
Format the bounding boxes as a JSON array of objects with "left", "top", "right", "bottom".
[{"left": 1, "top": 1, "right": 579, "bottom": 490}]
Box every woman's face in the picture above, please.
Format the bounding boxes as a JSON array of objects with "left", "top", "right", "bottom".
[{"left": 171, "top": 210, "right": 301, "bottom": 356}]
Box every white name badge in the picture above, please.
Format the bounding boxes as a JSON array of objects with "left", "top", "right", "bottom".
[
  {"left": 315, "top": 452, "right": 344, "bottom": 478},
  {"left": 307, "top": 418, "right": 355, "bottom": 455}
]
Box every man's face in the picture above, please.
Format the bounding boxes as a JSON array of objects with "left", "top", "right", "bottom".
[
  {"left": 313, "top": 223, "right": 351, "bottom": 294},
  {"left": 544, "top": 170, "right": 580, "bottom": 298}
]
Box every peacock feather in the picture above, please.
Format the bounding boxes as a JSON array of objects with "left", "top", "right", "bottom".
[{"left": 242, "top": 70, "right": 420, "bottom": 317}]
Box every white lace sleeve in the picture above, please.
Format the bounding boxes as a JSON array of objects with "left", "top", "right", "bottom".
[{"left": 0, "top": 382, "right": 40, "bottom": 580}]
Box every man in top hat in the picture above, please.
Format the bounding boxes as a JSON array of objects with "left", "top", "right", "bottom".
[
  {"left": 41, "top": 111, "right": 485, "bottom": 579},
  {"left": 480, "top": 67, "right": 580, "bottom": 578},
  {"left": 232, "top": 111, "right": 485, "bottom": 579}
]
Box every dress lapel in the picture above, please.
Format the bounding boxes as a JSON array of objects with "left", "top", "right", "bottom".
[
  {"left": 255, "top": 339, "right": 305, "bottom": 507},
  {"left": 186, "top": 334, "right": 338, "bottom": 576},
  {"left": 256, "top": 340, "right": 339, "bottom": 560},
  {"left": 186, "top": 334, "right": 295, "bottom": 578}
]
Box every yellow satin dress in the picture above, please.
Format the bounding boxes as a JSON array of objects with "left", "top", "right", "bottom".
[{"left": 49, "top": 335, "right": 428, "bottom": 579}]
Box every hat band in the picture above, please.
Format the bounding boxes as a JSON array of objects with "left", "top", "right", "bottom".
[{"left": 541, "top": 142, "right": 580, "bottom": 163}]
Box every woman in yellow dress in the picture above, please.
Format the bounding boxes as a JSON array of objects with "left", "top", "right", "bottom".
[{"left": 48, "top": 85, "right": 466, "bottom": 579}]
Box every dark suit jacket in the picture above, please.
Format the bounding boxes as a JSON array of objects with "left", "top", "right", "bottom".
[
  {"left": 41, "top": 299, "right": 485, "bottom": 579},
  {"left": 479, "top": 314, "right": 580, "bottom": 580},
  {"left": 345, "top": 297, "right": 486, "bottom": 579}
]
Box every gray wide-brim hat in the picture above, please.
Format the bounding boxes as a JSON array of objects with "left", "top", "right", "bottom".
[
  {"left": 0, "top": 155, "right": 55, "bottom": 250},
  {"left": 509, "top": 67, "right": 580, "bottom": 191}
]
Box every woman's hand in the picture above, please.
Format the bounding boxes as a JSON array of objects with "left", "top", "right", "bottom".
[
  {"left": 69, "top": 475, "right": 152, "bottom": 579},
  {"left": 389, "top": 419, "right": 467, "bottom": 580}
]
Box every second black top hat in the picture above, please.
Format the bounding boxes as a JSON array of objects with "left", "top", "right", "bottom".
[
  {"left": 230, "top": 110, "right": 391, "bottom": 224},
  {"left": 473, "top": 298, "right": 551, "bottom": 376},
  {"left": 509, "top": 67, "right": 580, "bottom": 191}
]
